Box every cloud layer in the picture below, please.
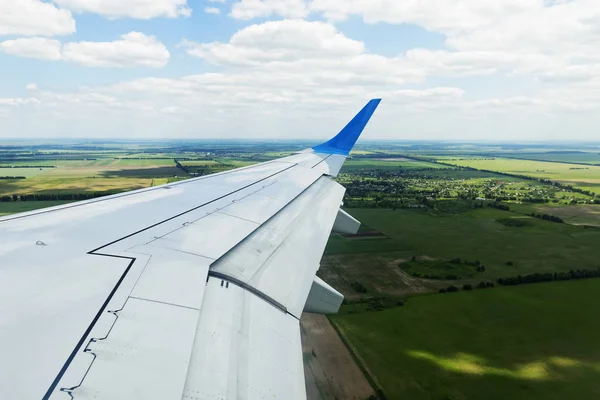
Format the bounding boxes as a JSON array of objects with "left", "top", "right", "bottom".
[
  {"left": 0, "top": 32, "right": 170, "bottom": 68},
  {"left": 0, "top": 0, "right": 75, "bottom": 36},
  {"left": 2, "top": 1, "right": 600, "bottom": 140},
  {"left": 53, "top": 0, "right": 192, "bottom": 19}
]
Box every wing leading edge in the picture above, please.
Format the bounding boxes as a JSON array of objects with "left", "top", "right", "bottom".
[{"left": 0, "top": 100, "right": 381, "bottom": 400}]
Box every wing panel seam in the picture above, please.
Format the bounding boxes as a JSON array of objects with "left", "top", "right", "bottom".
[
  {"left": 310, "top": 154, "right": 332, "bottom": 169},
  {"left": 89, "top": 163, "right": 297, "bottom": 254},
  {"left": 42, "top": 162, "right": 298, "bottom": 399},
  {"left": 0, "top": 160, "right": 285, "bottom": 224}
]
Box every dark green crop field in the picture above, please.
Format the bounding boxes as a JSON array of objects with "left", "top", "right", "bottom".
[
  {"left": 331, "top": 279, "right": 600, "bottom": 400},
  {"left": 325, "top": 208, "right": 600, "bottom": 280}
]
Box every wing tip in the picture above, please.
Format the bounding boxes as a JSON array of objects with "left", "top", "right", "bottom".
[{"left": 312, "top": 99, "right": 382, "bottom": 156}]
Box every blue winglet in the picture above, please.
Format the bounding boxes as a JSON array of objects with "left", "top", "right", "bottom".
[{"left": 312, "top": 99, "right": 381, "bottom": 156}]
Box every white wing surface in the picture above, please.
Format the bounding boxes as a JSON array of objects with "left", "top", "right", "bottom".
[{"left": 0, "top": 99, "right": 381, "bottom": 400}]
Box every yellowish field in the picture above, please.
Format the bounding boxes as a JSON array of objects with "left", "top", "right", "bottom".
[
  {"left": 0, "top": 177, "right": 151, "bottom": 195},
  {"left": 0, "top": 159, "right": 184, "bottom": 196}
]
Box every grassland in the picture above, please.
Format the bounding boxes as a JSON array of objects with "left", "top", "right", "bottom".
[
  {"left": 316, "top": 152, "right": 600, "bottom": 400},
  {"left": 0, "top": 200, "right": 73, "bottom": 216},
  {"left": 342, "top": 158, "right": 444, "bottom": 171},
  {"left": 534, "top": 204, "right": 600, "bottom": 226},
  {"left": 500, "top": 152, "right": 600, "bottom": 165},
  {"left": 331, "top": 279, "right": 600, "bottom": 400},
  {"left": 324, "top": 208, "right": 600, "bottom": 281}
]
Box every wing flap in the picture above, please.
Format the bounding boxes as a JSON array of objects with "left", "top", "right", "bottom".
[
  {"left": 210, "top": 176, "right": 345, "bottom": 318},
  {"left": 182, "top": 276, "right": 306, "bottom": 400}
]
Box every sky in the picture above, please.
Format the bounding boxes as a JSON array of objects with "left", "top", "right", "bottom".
[{"left": 1, "top": 0, "right": 600, "bottom": 141}]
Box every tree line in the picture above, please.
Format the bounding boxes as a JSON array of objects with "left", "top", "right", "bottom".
[
  {"left": 488, "top": 202, "right": 510, "bottom": 211},
  {"left": 529, "top": 212, "right": 564, "bottom": 223},
  {"left": 497, "top": 269, "right": 600, "bottom": 286},
  {"left": 436, "top": 270, "right": 600, "bottom": 296},
  {"left": 174, "top": 159, "right": 189, "bottom": 174},
  {"left": 439, "top": 281, "right": 494, "bottom": 293},
  {"left": 0, "top": 165, "right": 55, "bottom": 168}
]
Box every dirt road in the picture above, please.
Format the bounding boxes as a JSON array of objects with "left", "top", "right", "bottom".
[{"left": 301, "top": 313, "right": 375, "bottom": 400}]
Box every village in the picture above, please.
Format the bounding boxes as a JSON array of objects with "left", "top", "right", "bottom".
[{"left": 338, "top": 163, "right": 594, "bottom": 210}]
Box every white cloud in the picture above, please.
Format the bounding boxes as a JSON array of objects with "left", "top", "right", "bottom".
[
  {"left": 227, "top": 0, "right": 600, "bottom": 82},
  {"left": 182, "top": 20, "right": 364, "bottom": 64},
  {"left": 0, "top": 38, "right": 62, "bottom": 60},
  {"left": 180, "top": 20, "right": 422, "bottom": 87},
  {"left": 309, "top": 0, "right": 526, "bottom": 29},
  {"left": 53, "top": 0, "right": 191, "bottom": 19},
  {"left": 231, "top": 0, "right": 309, "bottom": 19},
  {"left": 0, "top": 32, "right": 170, "bottom": 68},
  {"left": 160, "top": 106, "right": 189, "bottom": 114},
  {"left": 204, "top": 7, "right": 221, "bottom": 14},
  {"left": 6, "top": 5, "right": 600, "bottom": 140},
  {"left": 3, "top": 71, "right": 599, "bottom": 140},
  {"left": 231, "top": 0, "right": 536, "bottom": 32},
  {"left": 62, "top": 32, "right": 170, "bottom": 68},
  {"left": 0, "top": 97, "right": 39, "bottom": 106},
  {"left": 26, "top": 83, "right": 38, "bottom": 91},
  {"left": 0, "top": 0, "right": 75, "bottom": 36},
  {"left": 13, "top": 17, "right": 470, "bottom": 137},
  {"left": 384, "top": 87, "right": 465, "bottom": 101}
]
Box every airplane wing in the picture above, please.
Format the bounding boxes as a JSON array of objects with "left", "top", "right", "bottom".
[{"left": 0, "top": 99, "right": 381, "bottom": 400}]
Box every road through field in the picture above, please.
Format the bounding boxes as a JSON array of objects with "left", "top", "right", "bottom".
[{"left": 301, "top": 314, "right": 375, "bottom": 400}]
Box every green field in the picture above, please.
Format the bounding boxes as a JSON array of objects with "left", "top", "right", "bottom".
[
  {"left": 0, "top": 200, "right": 73, "bottom": 216},
  {"left": 331, "top": 279, "right": 600, "bottom": 400},
  {"left": 533, "top": 204, "right": 600, "bottom": 226},
  {"left": 0, "top": 167, "right": 54, "bottom": 178},
  {"left": 325, "top": 235, "right": 409, "bottom": 255},
  {"left": 501, "top": 152, "right": 600, "bottom": 165},
  {"left": 343, "top": 158, "right": 445, "bottom": 171},
  {"left": 324, "top": 208, "right": 600, "bottom": 281}
]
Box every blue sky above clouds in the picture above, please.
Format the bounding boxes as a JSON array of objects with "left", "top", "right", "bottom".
[{"left": 1, "top": 0, "right": 600, "bottom": 140}]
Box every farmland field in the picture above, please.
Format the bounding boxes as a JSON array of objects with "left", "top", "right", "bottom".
[
  {"left": 331, "top": 279, "right": 600, "bottom": 400},
  {"left": 0, "top": 200, "right": 73, "bottom": 216},
  {"left": 533, "top": 204, "right": 600, "bottom": 226},
  {"left": 342, "top": 158, "right": 444, "bottom": 170},
  {"left": 500, "top": 152, "right": 600, "bottom": 165},
  {"left": 320, "top": 207, "right": 600, "bottom": 300},
  {"left": 0, "top": 157, "right": 195, "bottom": 197}
]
